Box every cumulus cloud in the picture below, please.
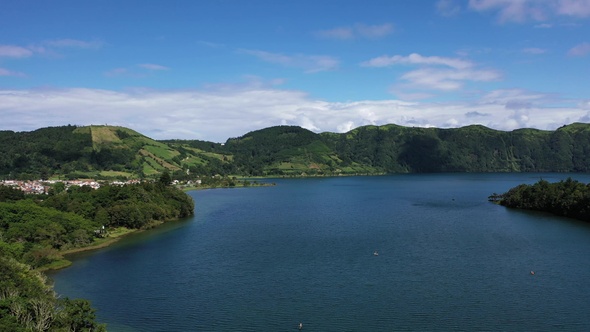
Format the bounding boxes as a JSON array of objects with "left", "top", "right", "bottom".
[
  {"left": 0, "top": 86, "right": 586, "bottom": 142},
  {"left": 239, "top": 49, "right": 339, "bottom": 73},
  {"left": 568, "top": 42, "right": 590, "bottom": 56},
  {"left": 468, "top": 0, "right": 590, "bottom": 23},
  {"left": 315, "top": 23, "right": 394, "bottom": 40}
]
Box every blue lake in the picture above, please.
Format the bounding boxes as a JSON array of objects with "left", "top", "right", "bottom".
[{"left": 49, "top": 173, "right": 590, "bottom": 331}]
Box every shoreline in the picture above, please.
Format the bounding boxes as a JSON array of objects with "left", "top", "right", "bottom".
[
  {"left": 39, "top": 182, "right": 277, "bottom": 272},
  {"left": 179, "top": 181, "right": 276, "bottom": 192},
  {"left": 33, "top": 176, "right": 329, "bottom": 272},
  {"left": 37, "top": 227, "right": 143, "bottom": 272}
]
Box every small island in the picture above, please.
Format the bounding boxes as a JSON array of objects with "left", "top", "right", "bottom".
[{"left": 489, "top": 177, "right": 590, "bottom": 222}]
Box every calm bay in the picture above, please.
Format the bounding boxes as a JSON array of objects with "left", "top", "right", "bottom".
[{"left": 48, "top": 173, "right": 590, "bottom": 331}]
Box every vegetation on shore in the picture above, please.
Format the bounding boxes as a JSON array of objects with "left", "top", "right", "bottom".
[
  {"left": 0, "top": 174, "right": 194, "bottom": 330},
  {"left": 3, "top": 122, "right": 590, "bottom": 181},
  {"left": 0, "top": 256, "right": 106, "bottom": 331},
  {"left": 489, "top": 178, "right": 590, "bottom": 222}
]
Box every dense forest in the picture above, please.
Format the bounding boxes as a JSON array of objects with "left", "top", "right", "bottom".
[
  {"left": 221, "top": 122, "right": 590, "bottom": 175},
  {"left": 2, "top": 122, "right": 590, "bottom": 180},
  {"left": 0, "top": 177, "right": 194, "bottom": 330},
  {"left": 490, "top": 178, "right": 590, "bottom": 222}
]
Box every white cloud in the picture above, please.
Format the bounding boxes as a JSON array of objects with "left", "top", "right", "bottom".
[
  {"left": 0, "top": 39, "right": 101, "bottom": 61},
  {"left": 557, "top": 0, "right": 590, "bottom": 17},
  {"left": 105, "top": 64, "right": 170, "bottom": 77},
  {"left": 436, "top": 0, "right": 462, "bottom": 17},
  {"left": 468, "top": 0, "right": 590, "bottom": 22},
  {"left": 362, "top": 53, "right": 500, "bottom": 94},
  {"left": 0, "top": 86, "right": 586, "bottom": 142},
  {"left": 0, "top": 67, "right": 26, "bottom": 77},
  {"left": 355, "top": 23, "right": 395, "bottom": 39},
  {"left": 336, "top": 121, "right": 356, "bottom": 132},
  {"left": 239, "top": 49, "right": 339, "bottom": 73},
  {"left": 468, "top": 0, "right": 547, "bottom": 22},
  {"left": 362, "top": 53, "right": 473, "bottom": 69},
  {"left": 44, "top": 39, "right": 103, "bottom": 49},
  {"left": 568, "top": 42, "right": 590, "bottom": 56},
  {"left": 400, "top": 67, "right": 501, "bottom": 91},
  {"left": 138, "top": 63, "right": 169, "bottom": 71},
  {"left": 389, "top": 90, "right": 436, "bottom": 101},
  {"left": 315, "top": 23, "right": 394, "bottom": 40},
  {"left": 0, "top": 45, "right": 33, "bottom": 58}
]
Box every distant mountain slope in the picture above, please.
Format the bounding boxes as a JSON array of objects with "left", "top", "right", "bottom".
[
  {"left": 0, "top": 125, "right": 230, "bottom": 180},
  {"left": 329, "top": 123, "right": 590, "bottom": 173},
  {"left": 1, "top": 122, "right": 590, "bottom": 179},
  {"left": 223, "top": 126, "right": 373, "bottom": 175}
]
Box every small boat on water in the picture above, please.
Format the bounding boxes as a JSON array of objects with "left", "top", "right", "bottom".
[{"left": 373, "top": 250, "right": 379, "bottom": 256}]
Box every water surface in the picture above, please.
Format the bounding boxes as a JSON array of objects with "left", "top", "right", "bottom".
[{"left": 50, "top": 173, "right": 590, "bottom": 331}]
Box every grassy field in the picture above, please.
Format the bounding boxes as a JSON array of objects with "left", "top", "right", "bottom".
[
  {"left": 139, "top": 149, "right": 180, "bottom": 171},
  {"left": 90, "top": 126, "right": 122, "bottom": 148},
  {"left": 144, "top": 144, "right": 180, "bottom": 160},
  {"left": 99, "top": 170, "right": 133, "bottom": 178}
]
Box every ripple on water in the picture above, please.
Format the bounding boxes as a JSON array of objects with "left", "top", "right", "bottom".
[{"left": 50, "top": 174, "right": 590, "bottom": 331}]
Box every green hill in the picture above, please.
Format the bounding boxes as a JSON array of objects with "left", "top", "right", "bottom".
[
  {"left": 0, "top": 125, "right": 230, "bottom": 180},
  {"left": 2, "top": 122, "right": 590, "bottom": 180},
  {"left": 223, "top": 126, "right": 371, "bottom": 176}
]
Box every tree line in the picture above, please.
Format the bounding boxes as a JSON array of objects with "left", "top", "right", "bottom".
[
  {"left": 0, "top": 176, "right": 194, "bottom": 330},
  {"left": 490, "top": 178, "right": 590, "bottom": 222},
  {"left": 4, "top": 123, "right": 590, "bottom": 180}
]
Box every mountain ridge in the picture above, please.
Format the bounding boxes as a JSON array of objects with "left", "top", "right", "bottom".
[{"left": 2, "top": 122, "right": 590, "bottom": 179}]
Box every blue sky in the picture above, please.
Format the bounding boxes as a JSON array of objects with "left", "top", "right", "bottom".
[{"left": 1, "top": 0, "right": 589, "bottom": 142}]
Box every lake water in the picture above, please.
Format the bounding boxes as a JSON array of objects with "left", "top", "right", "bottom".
[{"left": 49, "top": 173, "right": 590, "bottom": 331}]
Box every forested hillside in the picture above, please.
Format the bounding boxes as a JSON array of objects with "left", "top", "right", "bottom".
[
  {"left": 319, "top": 123, "right": 586, "bottom": 173},
  {"left": 2, "top": 122, "right": 590, "bottom": 179},
  {"left": 0, "top": 125, "right": 230, "bottom": 180},
  {"left": 224, "top": 122, "right": 590, "bottom": 175},
  {"left": 0, "top": 178, "right": 194, "bottom": 330}
]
